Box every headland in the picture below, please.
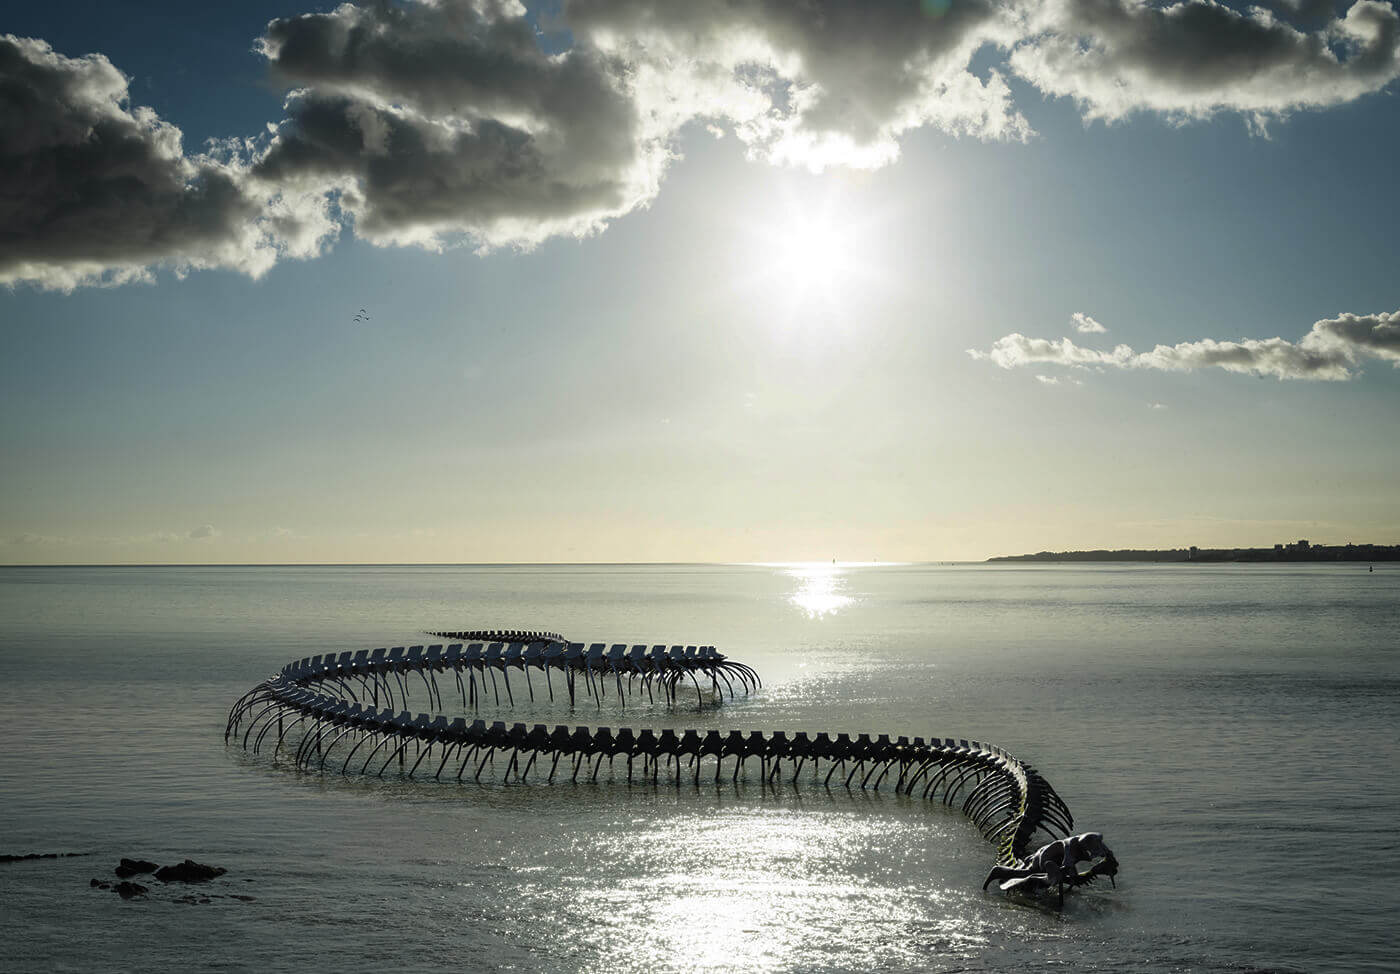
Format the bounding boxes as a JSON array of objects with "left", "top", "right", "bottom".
[{"left": 987, "top": 540, "right": 1400, "bottom": 563}]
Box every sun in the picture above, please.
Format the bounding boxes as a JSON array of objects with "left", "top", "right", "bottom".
[
  {"left": 767, "top": 213, "right": 849, "bottom": 303},
  {"left": 732, "top": 180, "right": 886, "bottom": 329}
]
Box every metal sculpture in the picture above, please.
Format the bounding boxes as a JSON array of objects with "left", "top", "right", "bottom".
[
  {"left": 225, "top": 630, "right": 1116, "bottom": 902},
  {"left": 982, "top": 831, "right": 1119, "bottom": 907}
]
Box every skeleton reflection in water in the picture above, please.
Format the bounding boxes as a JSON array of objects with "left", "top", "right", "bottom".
[{"left": 225, "top": 629, "right": 1120, "bottom": 905}]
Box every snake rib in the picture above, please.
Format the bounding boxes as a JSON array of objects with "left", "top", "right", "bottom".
[{"left": 225, "top": 634, "right": 1114, "bottom": 895}]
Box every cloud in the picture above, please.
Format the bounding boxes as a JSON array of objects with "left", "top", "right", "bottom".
[
  {"left": 968, "top": 308, "right": 1400, "bottom": 380},
  {"left": 4, "top": 0, "right": 1400, "bottom": 288},
  {"left": 1072, "top": 312, "right": 1107, "bottom": 333},
  {"left": 0, "top": 35, "right": 335, "bottom": 291},
  {"left": 251, "top": 0, "right": 1029, "bottom": 253},
  {"left": 5, "top": 532, "right": 58, "bottom": 546},
  {"left": 3, "top": 526, "right": 227, "bottom": 548},
  {"left": 1009, "top": 0, "right": 1400, "bottom": 129},
  {"left": 969, "top": 334, "right": 1138, "bottom": 369},
  {"left": 252, "top": 0, "right": 664, "bottom": 251},
  {"left": 569, "top": 0, "right": 1032, "bottom": 170},
  {"left": 1035, "top": 373, "right": 1083, "bottom": 385}
]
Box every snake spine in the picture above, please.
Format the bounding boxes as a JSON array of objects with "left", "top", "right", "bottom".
[{"left": 225, "top": 630, "right": 1118, "bottom": 901}]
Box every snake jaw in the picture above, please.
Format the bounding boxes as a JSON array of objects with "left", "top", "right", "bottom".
[
  {"left": 986, "top": 833, "right": 1119, "bottom": 903},
  {"left": 1073, "top": 849, "right": 1119, "bottom": 889}
]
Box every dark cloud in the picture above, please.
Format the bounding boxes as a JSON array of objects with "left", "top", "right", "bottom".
[
  {"left": 1010, "top": 0, "right": 1400, "bottom": 126},
  {"left": 0, "top": 35, "right": 242, "bottom": 288},
  {"left": 1303, "top": 309, "right": 1400, "bottom": 362},
  {"left": 1260, "top": 0, "right": 1345, "bottom": 24},
  {"left": 254, "top": 0, "right": 655, "bottom": 248},
  {"left": 969, "top": 309, "right": 1400, "bottom": 380},
  {"left": 568, "top": 0, "right": 1028, "bottom": 164},
  {"left": 248, "top": 0, "right": 1026, "bottom": 248},
  {"left": 3, "top": 1, "right": 1400, "bottom": 288},
  {"left": 0, "top": 34, "right": 333, "bottom": 290}
]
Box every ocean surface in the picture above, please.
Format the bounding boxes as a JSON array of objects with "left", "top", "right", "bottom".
[{"left": 0, "top": 562, "right": 1396, "bottom": 973}]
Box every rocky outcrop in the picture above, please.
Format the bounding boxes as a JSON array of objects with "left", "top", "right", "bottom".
[
  {"left": 114, "top": 858, "right": 158, "bottom": 878},
  {"left": 154, "top": 859, "right": 226, "bottom": 883},
  {"left": 89, "top": 858, "right": 234, "bottom": 899}
]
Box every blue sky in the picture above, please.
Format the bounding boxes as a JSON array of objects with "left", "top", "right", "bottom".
[{"left": 3, "top": 0, "right": 1399, "bottom": 562}]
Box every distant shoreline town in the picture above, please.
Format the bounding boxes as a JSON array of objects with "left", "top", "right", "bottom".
[{"left": 987, "top": 540, "right": 1400, "bottom": 563}]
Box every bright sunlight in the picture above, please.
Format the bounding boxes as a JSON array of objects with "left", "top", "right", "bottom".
[{"left": 733, "top": 180, "right": 888, "bottom": 329}]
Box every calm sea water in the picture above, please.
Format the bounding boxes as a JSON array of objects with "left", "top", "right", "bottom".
[{"left": 0, "top": 563, "right": 1396, "bottom": 973}]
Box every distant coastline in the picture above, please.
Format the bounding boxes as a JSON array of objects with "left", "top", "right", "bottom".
[{"left": 988, "top": 540, "right": 1400, "bottom": 563}]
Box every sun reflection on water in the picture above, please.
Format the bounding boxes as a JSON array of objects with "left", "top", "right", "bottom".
[
  {"left": 785, "top": 563, "right": 856, "bottom": 618},
  {"left": 547, "top": 802, "right": 996, "bottom": 974}
]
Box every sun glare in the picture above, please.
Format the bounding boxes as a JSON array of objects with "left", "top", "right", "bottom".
[
  {"left": 769, "top": 212, "right": 850, "bottom": 302},
  {"left": 733, "top": 181, "right": 887, "bottom": 329},
  {"left": 786, "top": 563, "right": 855, "bottom": 618}
]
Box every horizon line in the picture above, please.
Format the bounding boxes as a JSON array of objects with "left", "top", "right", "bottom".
[{"left": 0, "top": 560, "right": 955, "bottom": 569}]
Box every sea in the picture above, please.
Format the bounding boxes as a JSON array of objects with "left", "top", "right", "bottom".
[{"left": 0, "top": 563, "right": 1396, "bottom": 973}]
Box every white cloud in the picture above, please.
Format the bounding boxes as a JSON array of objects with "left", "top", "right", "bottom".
[
  {"left": 188, "top": 524, "right": 220, "bottom": 540},
  {"left": 1072, "top": 312, "right": 1107, "bottom": 333},
  {"left": 968, "top": 334, "right": 1138, "bottom": 369},
  {"left": 969, "top": 309, "right": 1400, "bottom": 381}
]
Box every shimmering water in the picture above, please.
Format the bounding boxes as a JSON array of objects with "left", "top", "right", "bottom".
[{"left": 1, "top": 563, "right": 1396, "bottom": 973}]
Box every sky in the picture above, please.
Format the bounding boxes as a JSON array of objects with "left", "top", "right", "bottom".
[{"left": 2, "top": 0, "right": 1399, "bottom": 564}]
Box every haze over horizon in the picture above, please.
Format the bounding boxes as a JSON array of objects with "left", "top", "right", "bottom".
[{"left": 4, "top": 0, "right": 1399, "bottom": 565}]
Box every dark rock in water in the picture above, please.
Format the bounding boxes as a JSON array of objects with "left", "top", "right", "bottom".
[
  {"left": 114, "top": 858, "right": 159, "bottom": 878},
  {"left": 113, "top": 881, "right": 148, "bottom": 899},
  {"left": 154, "top": 859, "right": 226, "bottom": 883},
  {"left": 90, "top": 878, "right": 102, "bottom": 887}
]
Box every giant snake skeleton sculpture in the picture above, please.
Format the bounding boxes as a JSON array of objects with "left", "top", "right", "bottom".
[{"left": 225, "top": 630, "right": 1118, "bottom": 905}]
